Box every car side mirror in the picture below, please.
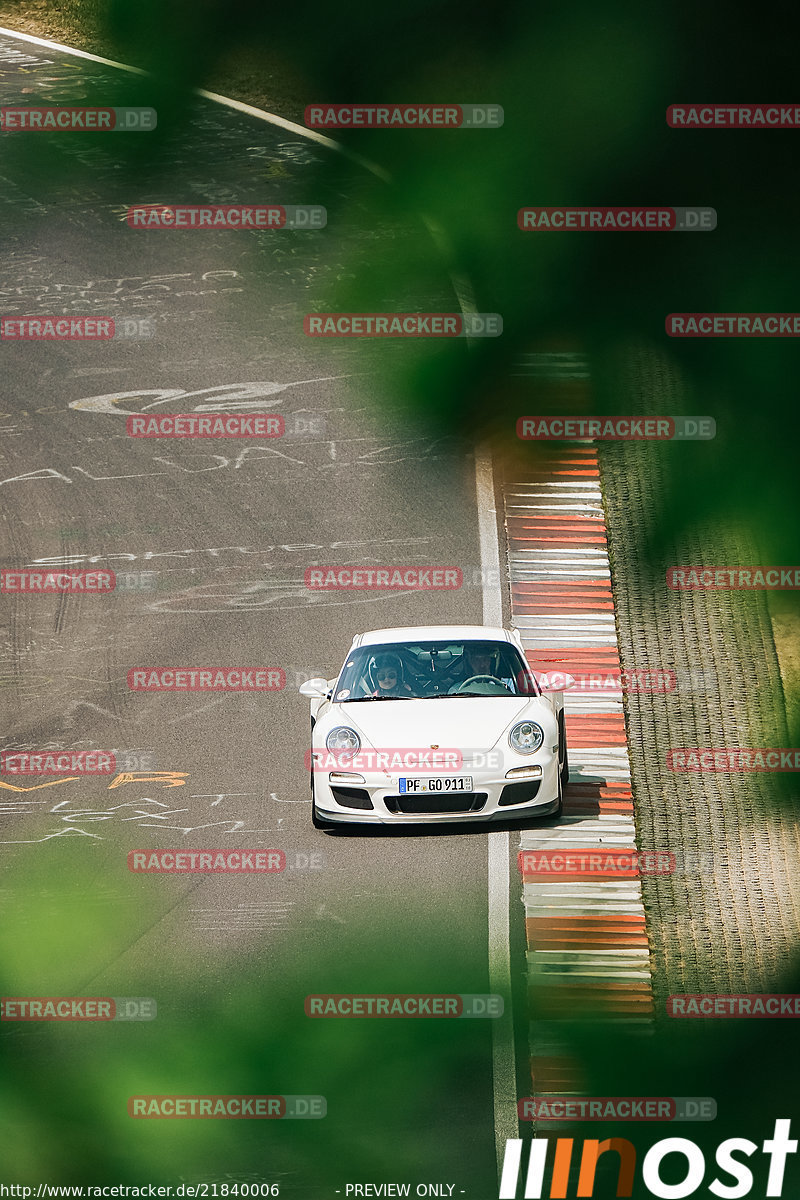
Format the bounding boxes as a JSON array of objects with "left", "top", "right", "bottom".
[{"left": 299, "top": 678, "right": 331, "bottom": 699}]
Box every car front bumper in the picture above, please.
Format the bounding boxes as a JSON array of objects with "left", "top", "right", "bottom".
[{"left": 312, "top": 754, "right": 561, "bottom": 825}]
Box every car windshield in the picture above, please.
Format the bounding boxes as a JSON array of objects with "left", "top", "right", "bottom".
[{"left": 332, "top": 640, "right": 539, "bottom": 701}]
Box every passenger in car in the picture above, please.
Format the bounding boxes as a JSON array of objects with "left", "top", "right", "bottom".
[{"left": 367, "top": 652, "right": 413, "bottom": 697}]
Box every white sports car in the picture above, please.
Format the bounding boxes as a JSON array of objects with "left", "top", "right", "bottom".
[{"left": 299, "top": 625, "right": 570, "bottom": 827}]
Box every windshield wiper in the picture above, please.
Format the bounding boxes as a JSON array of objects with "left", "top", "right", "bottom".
[
  {"left": 443, "top": 690, "right": 507, "bottom": 698},
  {"left": 339, "top": 695, "right": 413, "bottom": 702}
]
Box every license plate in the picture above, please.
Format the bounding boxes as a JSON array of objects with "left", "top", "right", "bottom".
[{"left": 398, "top": 776, "right": 473, "bottom": 794}]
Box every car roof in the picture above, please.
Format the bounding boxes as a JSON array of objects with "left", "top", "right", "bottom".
[{"left": 353, "top": 625, "right": 517, "bottom": 648}]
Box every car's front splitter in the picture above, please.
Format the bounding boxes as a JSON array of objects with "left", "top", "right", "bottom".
[{"left": 312, "top": 762, "right": 560, "bottom": 825}]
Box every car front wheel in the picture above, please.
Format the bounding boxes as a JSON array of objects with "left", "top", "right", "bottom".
[
  {"left": 552, "top": 768, "right": 563, "bottom": 818},
  {"left": 558, "top": 711, "right": 570, "bottom": 786},
  {"left": 312, "top": 801, "right": 332, "bottom": 830},
  {"left": 310, "top": 774, "right": 336, "bottom": 830}
]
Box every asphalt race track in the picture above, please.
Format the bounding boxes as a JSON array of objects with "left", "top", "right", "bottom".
[
  {"left": 0, "top": 32, "right": 513, "bottom": 1196},
  {"left": 3, "top": 21, "right": 800, "bottom": 1200}
]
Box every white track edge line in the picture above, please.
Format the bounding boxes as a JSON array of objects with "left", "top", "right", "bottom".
[
  {"left": 476, "top": 446, "right": 518, "bottom": 1176},
  {"left": 0, "top": 25, "right": 394, "bottom": 181}
]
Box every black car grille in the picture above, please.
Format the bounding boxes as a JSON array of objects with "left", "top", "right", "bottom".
[
  {"left": 498, "top": 779, "right": 542, "bottom": 807},
  {"left": 384, "top": 792, "right": 488, "bottom": 815},
  {"left": 330, "top": 786, "right": 374, "bottom": 810}
]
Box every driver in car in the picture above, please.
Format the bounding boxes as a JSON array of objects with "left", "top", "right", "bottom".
[{"left": 447, "top": 643, "right": 515, "bottom": 693}]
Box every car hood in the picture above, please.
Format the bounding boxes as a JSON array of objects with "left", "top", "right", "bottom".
[{"left": 331, "top": 695, "right": 535, "bottom": 751}]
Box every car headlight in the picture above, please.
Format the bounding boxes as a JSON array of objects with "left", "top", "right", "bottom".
[
  {"left": 326, "top": 726, "right": 361, "bottom": 753},
  {"left": 509, "top": 721, "right": 544, "bottom": 754}
]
